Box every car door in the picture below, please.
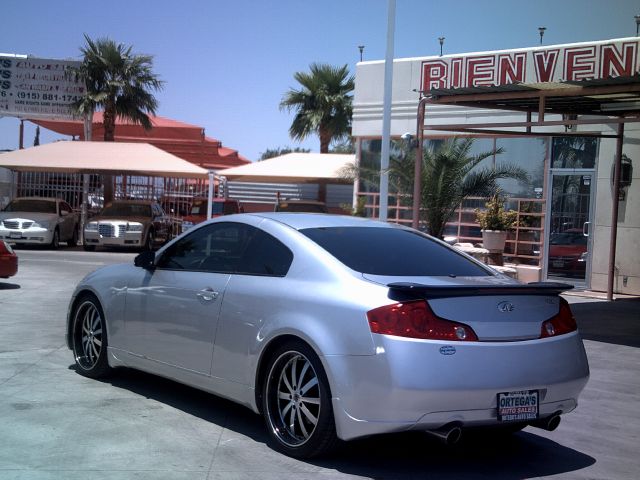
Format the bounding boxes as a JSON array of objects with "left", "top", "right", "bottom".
[{"left": 123, "top": 222, "right": 253, "bottom": 374}]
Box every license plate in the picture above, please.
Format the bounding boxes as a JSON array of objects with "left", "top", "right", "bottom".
[
  {"left": 9, "top": 232, "right": 22, "bottom": 239},
  {"left": 552, "top": 260, "right": 564, "bottom": 268},
  {"left": 497, "top": 390, "right": 539, "bottom": 422}
]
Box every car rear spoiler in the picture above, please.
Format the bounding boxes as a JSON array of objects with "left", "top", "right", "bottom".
[{"left": 387, "top": 282, "right": 574, "bottom": 300}]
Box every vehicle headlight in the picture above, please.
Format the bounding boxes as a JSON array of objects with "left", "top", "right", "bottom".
[
  {"left": 126, "top": 222, "right": 143, "bottom": 232},
  {"left": 31, "top": 220, "right": 50, "bottom": 229},
  {"left": 85, "top": 222, "right": 98, "bottom": 232}
]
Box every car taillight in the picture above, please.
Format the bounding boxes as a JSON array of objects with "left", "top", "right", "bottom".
[
  {"left": 0, "top": 240, "right": 13, "bottom": 255},
  {"left": 367, "top": 300, "right": 478, "bottom": 341},
  {"left": 541, "top": 297, "right": 577, "bottom": 338}
]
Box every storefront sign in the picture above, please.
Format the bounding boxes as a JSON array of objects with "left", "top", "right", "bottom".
[
  {"left": 0, "top": 55, "right": 83, "bottom": 119},
  {"left": 421, "top": 39, "right": 639, "bottom": 92}
]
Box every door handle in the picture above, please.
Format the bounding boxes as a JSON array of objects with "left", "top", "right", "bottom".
[
  {"left": 197, "top": 288, "right": 219, "bottom": 302},
  {"left": 582, "top": 221, "right": 590, "bottom": 237}
]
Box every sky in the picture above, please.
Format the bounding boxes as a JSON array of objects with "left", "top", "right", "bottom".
[{"left": 1, "top": 0, "right": 638, "bottom": 161}]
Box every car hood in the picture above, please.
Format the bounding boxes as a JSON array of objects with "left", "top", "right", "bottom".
[
  {"left": 549, "top": 245, "right": 586, "bottom": 257},
  {"left": 90, "top": 215, "right": 150, "bottom": 224},
  {"left": 0, "top": 212, "right": 58, "bottom": 222}
]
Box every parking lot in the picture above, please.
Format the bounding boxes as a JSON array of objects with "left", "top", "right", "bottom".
[{"left": 1, "top": 248, "right": 639, "bottom": 480}]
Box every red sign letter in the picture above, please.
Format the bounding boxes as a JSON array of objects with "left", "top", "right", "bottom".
[
  {"left": 600, "top": 42, "right": 637, "bottom": 78},
  {"left": 421, "top": 60, "right": 448, "bottom": 91},
  {"left": 565, "top": 47, "right": 596, "bottom": 81},
  {"left": 533, "top": 50, "right": 559, "bottom": 82},
  {"left": 466, "top": 56, "right": 496, "bottom": 87},
  {"left": 498, "top": 53, "right": 526, "bottom": 85}
]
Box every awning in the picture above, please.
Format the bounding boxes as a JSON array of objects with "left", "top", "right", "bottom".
[
  {"left": 217, "top": 153, "right": 355, "bottom": 183},
  {"left": 0, "top": 141, "right": 210, "bottom": 179}
]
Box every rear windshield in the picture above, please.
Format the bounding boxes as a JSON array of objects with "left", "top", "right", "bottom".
[
  {"left": 276, "top": 202, "right": 328, "bottom": 213},
  {"left": 4, "top": 200, "right": 57, "bottom": 213},
  {"left": 300, "top": 226, "right": 490, "bottom": 277},
  {"left": 191, "top": 200, "right": 224, "bottom": 215}
]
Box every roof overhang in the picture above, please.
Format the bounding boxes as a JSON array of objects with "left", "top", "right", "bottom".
[
  {"left": 0, "top": 141, "right": 210, "bottom": 179},
  {"left": 217, "top": 153, "right": 355, "bottom": 184}
]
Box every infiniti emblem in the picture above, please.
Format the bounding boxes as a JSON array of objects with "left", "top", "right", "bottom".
[{"left": 497, "top": 301, "right": 515, "bottom": 313}]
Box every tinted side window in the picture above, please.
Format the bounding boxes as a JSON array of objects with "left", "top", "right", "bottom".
[
  {"left": 236, "top": 229, "right": 293, "bottom": 276},
  {"left": 300, "top": 226, "right": 490, "bottom": 277},
  {"left": 157, "top": 222, "right": 253, "bottom": 273}
]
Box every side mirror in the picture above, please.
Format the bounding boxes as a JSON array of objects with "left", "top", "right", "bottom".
[{"left": 134, "top": 250, "right": 156, "bottom": 270}]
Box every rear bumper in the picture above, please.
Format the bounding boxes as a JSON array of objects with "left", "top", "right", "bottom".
[
  {"left": 325, "top": 332, "right": 589, "bottom": 441},
  {"left": 0, "top": 255, "right": 18, "bottom": 277}
]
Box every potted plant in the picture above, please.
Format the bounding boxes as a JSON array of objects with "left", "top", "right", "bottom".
[{"left": 475, "top": 195, "right": 518, "bottom": 253}]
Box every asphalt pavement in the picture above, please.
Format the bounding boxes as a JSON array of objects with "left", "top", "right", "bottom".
[{"left": 0, "top": 247, "right": 638, "bottom": 479}]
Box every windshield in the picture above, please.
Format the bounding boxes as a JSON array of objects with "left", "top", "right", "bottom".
[
  {"left": 277, "top": 202, "right": 328, "bottom": 213},
  {"left": 550, "top": 232, "right": 587, "bottom": 246},
  {"left": 191, "top": 200, "right": 224, "bottom": 215},
  {"left": 300, "top": 226, "right": 490, "bottom": 277},
  {"left": 4, "top": 199, "right": 57, "bottom": 214},
  {"left": 100, "top": 203, "right": 152, "bottom": 217}
]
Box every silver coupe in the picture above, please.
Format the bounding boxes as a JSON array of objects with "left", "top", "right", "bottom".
[{"left": 67, "top": 213, "right": 589, "bottom": 458}]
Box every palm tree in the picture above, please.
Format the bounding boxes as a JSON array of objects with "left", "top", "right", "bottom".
[
  {"left": 343, "top": 137, "right": 529, "bottom": 238},
  {"left": 72, "top": 34, "right": 163, "bottom": 201},
  {"left": 280, "top": 63, "right": 354, "bottom": 153}
]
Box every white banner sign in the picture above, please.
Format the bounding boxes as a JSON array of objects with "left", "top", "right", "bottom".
[
  {"left": 421, "top": 39, "right": 639, "bottom": 92},
  {"left": 0, "top": 55, "right": 83, "bottom": 119}
]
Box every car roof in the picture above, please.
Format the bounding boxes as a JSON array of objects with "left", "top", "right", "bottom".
[
  {"left": 108, "top": 200, "right": 155, "bottom": 205},
  {"left": 13, "top": 197, "right": 59, "bottom": 202},
  {"left": 277, "top": 199, "right": 326, "bottom": 205},
  {"left": 244, "top": 212, "right": 403, "bottom": 231}
]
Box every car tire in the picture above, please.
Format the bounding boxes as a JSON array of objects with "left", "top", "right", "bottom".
[
  {"left": 144, "top": 229, "right": 155, "bottom": 251},
  {"left": 70, "top": 226, "right": 79, "bottom": 247},
  {"left": 71, "top": 294, "right": 112, "bottom": 379},
  {"left": 50, "top": 228, "right": 60, "bottom": 249},
  {"left": 83, "top": 244, "right": 96, "bottom": 252},
  {"left": 262, "top": 340, "right": 338, "bottom": 458}
]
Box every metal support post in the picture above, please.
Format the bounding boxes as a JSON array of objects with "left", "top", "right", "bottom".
[
  {"left": 607, "top": 121, "right": 625, "bottom": 300},
  {"left": 412, "top": 97, "right": 428, "bottom": 230}
]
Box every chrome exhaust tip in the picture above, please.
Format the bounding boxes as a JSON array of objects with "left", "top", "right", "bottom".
[
  {"left": 426, "top": 425, "right": 463, "bottom": 445},
  {"left": 531, "top": 413, "right": 561, "bottom": 431}
]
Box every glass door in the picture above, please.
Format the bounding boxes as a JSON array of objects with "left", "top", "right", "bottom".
[{"left": 544, "top": 172, "right": 595, "bottom": 285}]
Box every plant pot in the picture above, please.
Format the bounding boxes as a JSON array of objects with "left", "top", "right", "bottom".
[{"left": 482, "top": 230, "right": 508, "bottom": 253}]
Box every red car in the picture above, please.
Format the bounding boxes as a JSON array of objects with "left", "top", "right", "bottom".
[
  {"left": 181, "top": 198, "right": 243, "bottom": 233},
  {"left": 548, "top": 229, "right": 588, "bottom": 277},
  {"left": 0, "top": 240, "right": 18, "bottom": 278}
]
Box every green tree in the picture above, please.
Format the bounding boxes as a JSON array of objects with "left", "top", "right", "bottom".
[
  {"left": 259, "top": 146, "right": 311, "bottom": 161},
  {"left": 343, "top": 137, "right": 529, "bottom": 238},
  {"left": 280, "top": 63, "right": 354, "bottom": 153},
  {"left": 329, "top": 137, "right": 355, "bottom": 154},
  {"left": 72, "top": 34, "right": 163, "bottom": 201}
]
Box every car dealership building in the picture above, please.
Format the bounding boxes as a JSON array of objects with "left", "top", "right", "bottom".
[{"left": 352, "top": 37, "right": 640, "bottom": 296}]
